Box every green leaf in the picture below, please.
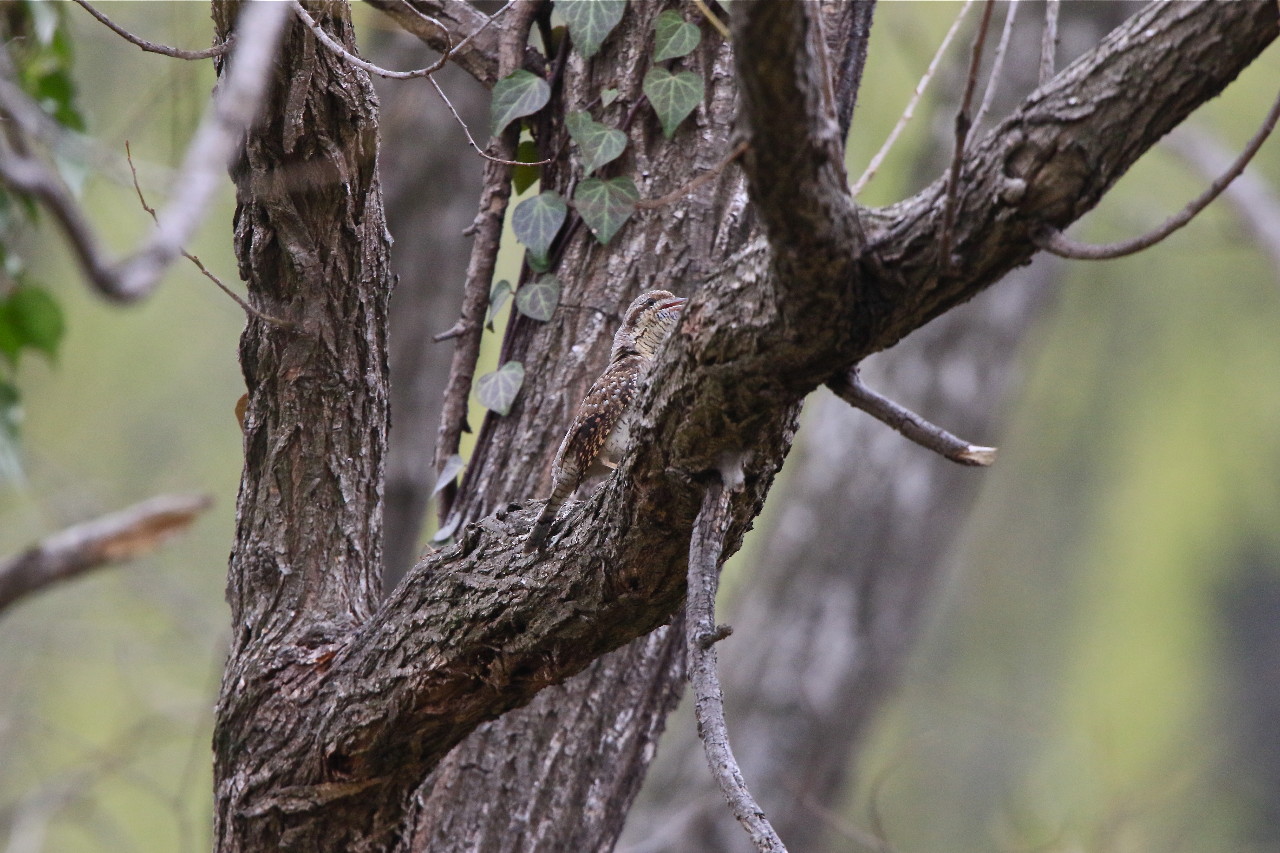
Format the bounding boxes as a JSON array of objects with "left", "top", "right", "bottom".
[
  {"left": 526, "top": 251, "right": 551, "bottom": 274},
  {"left": 475, "top": 361, "right": 525, "bottom": 416},
  {"left": 601, "top": 87, "right": 620, "bottom": 108},
  {"left": 4, "top": 285, "right": 64, "bottom": 360},
  {"left": 565, "top": 111, "right": 627, "bottom": 175},
  {"left": 512, "top": 139, "right": 542, "bottom": 195},
  {"left": 511, "top": 191, "right": 567, "bottom": 265},
  {"left": 432, "top": 454, "right": 465, "bottom": 496},
  {"left": 573, "top": 176, "right": 638, "bottom": 245},
  {"left": 490, "top": 70, "right": 551, "bottom": 136},
  {"left": 487, "top": 279, "right": 512, "bottom": 330},
  {"left": 558, "top": 0, "right": 626, "bottom": 59},
  {"left": 0, "top": 308, "right": 20, "bottom": 366},
  {"left": 643, "top": 68, "right": 703, "bottom": 139},
  {"left": 0, "top": 379, "right": 22, "bottom": 484},
  {"left": 654, "top": 10, "right": 701, "bottom": 62},
  {"left": 515, "top": 275, "right": 561, "bottom": 322}
]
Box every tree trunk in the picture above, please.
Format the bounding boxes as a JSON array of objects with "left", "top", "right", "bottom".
[{"left": 208, "top": 1, "right": 1279, "bottom": 850}]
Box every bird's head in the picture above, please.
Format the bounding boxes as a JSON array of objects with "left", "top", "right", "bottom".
[{"left": 612, "top": 289, "right": 687, "bottom": 361}]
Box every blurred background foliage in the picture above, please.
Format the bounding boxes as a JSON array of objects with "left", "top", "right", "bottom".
[{"left": 0, "top": 2, "right": 1276, "bottom": 851}]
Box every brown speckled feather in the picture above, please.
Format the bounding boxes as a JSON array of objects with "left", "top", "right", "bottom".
[{"left": 524, "top": 290, "right": 685, "bottom": 552}]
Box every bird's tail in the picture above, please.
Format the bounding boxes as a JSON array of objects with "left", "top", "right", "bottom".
[{"left": 524, "top": 501, "right": 558, "bottom": 552}]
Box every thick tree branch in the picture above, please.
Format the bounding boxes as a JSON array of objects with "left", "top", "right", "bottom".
[{"left": 0, "top": 494, "right": 213, "bottom": 615}]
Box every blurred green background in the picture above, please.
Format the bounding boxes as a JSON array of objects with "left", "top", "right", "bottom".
[{"left": 1, "top": 3, "right": 1278, "bottom": 851}]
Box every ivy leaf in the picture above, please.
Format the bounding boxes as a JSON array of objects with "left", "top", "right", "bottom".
[
  {"left": 558, "top": 0, "right": 626, "bottom": 59},
  {"left": 512, "top": 139, "right": 542, "bottom": 195},
  {"left": 511, "top": 191, "right": 567, "bottom": 266},
  {"left": 431, "top": 454, "right": 465, "bottom": 497},
  {"left": 653, "top": 10, "right": 701, "bottom": 62},
  {"left": 490, "top": 70, "right": 551, "bottom": 136},
  {"left": 643, "top": 68, "right": 703, "bottom": 139},
  {"left": 0, "top": 379, "right": 22, "bottom": 483},
  {"left": 515, "top": 275, "right": 561, "bottom": 322},
  {"left": 475, "top": 361, "right": 525, "bottom": 416},
  {"left": 0, "top": 284, "right": 64, "bottom": 364},
  {"left": 601, "top": 87, "right": 619, "bottom": 108},
  {"left": 487, "top": 279, "right": 512, "bottom": 330},
  {"left": 573, "top": 176, "right": 638, "bottom": 245},
  {"left": 565, "top": 111, "right": 627, "bottom": 175}
]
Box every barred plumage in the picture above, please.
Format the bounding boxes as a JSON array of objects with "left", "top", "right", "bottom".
[{"left": 525, "top": 290, "right": 686, "bottom": 552}]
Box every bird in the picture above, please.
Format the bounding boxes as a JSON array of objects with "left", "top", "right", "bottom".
[{"left": 524, "top": 289, "right": 687, "bottom": 552}]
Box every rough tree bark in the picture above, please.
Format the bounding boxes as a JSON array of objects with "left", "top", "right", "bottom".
[
  {"left": 209, "top": 1, "right": 1279, "bottom": 851},
  {"left": 627, "top": 5, "right": 1135, "bottom": 850}
]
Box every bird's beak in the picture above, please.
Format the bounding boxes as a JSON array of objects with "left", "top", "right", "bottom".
[{"left": 658, "top": 296, "right": 687, "bottom": 312}]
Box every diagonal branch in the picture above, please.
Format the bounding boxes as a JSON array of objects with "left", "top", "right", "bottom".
[
  {"left": 71, "top": 0, "right": 233, "bottom": 60},
  {"left": 0, "top": 493, "right": 213, "bottom": 615},
  {"left": 1035, "top": 82, "right": 1280, "bottom": 261},
  {"left": 829, "top": 369, "right": 997, "bottom": 466},
  {"left": 0, "top": 2, "right": 289, "bottom": 303}
]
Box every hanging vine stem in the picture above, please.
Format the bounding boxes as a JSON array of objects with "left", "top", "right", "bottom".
[
  {"left": 972, "top": 0, "right": 1019, "bottom": 134},
  {"left": 1037, "top": 83, "right": 1280, "bottom": 261},
  {"left": 1039, "top": 0, "right": 1061, "bottom": 85},
  {"left": 937, "top": 0, "right": 997, "bottom": 270}
]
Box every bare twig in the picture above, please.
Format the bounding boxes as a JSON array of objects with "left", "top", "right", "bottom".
[
  {"left": 428, "top": 76, "right": 546, "bottom": 166},
  {"left": 0, "top": 2, "right": 289, "bottom": 303},
  {"left": 1039, "top": 0, "right": 1060, "bottom": 85},
  {"left": 432, "top": 0, "right": 541, "bottom": 524},
  {"left": 938, "top": 0, "right": 996, "bottom": 269},
  {"left": 1167, "top": 127, "right": 1280, "bottom": 278},
  {"left": 0, "top": 493, "right": 213, "bottom": 615},
  {"left": 851, "top": 0, "right": 974, "bottom": 197},
  {"left": 692, "top": 0, "right": 732, "bottom": 41},
  {"left": 829, "top": 369, "right": 997, "bottom": 466},
  {"left": 71, "top": 0, "right": 233, "bottom": 60},
  {"left": 635, "top": 141, "right": 748, "bottom": 210},
  {"left": 1036, "top": 84, "right": 1280, "bottom": 261},
  {"left": 291, "top": 1, "right": 449, "bottom": 79},
  {"left": 972, "top": 0, "right": 1019, "bottom": 133},
  {"left": 125, "top": 142, "right": 294, "bottom": 328},
  {"left": 688, "top": 474, "right": 787, "bottom": 853}
]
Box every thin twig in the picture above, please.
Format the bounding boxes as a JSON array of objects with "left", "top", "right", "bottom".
[
  {"left": 1039, "top": 0, "right": 1060, "bottom": 85},
  {"left": 851, "top": 0, "right": 975, "bottom": 198},
  {"left": 829, "top": 369, "right": 997, "bottom": 466},
  {"left": 451, "top": 0, "right": 519, "bottom": 56},
  {"left": 0, "top": 2, "right": 289, "bottom": 303},
  {"left": 125, "top": 143, "right": 294, "bottom": 328},
  {"left": 1167, "top": 127, "right": 1280, "bottom": 280},
  {"left": 688, "top": 475, "right": 787, "bottom": 853},
  {"left": 692, "top": 0, "right": 731, "bottom": 41},
  {"left": 0, "top": 493, "right": 213, "bottom": 615},
  {"left": 71, "top": 0, "right": 233, "bottom": 60},
  {"left": 291, "top": 0, "right": 448, "bottom": 79},
  {"left": 635, "top": 141, "right": 748, "bottom": 210},
  {"left": 432, "top": 0, "right": 541, "bottom": 524},
  {"left": 1036, "top": 84, "right": 1280, "bottom": 261},
  {"left": 937, "top": 0, "right": 996, "bottom": 270},
  {"left": 972, "top": 0, "right": 1019, "bottom": 133},
  {"left": 429, "top": 76, "right": 548, "bottom": 166}
]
